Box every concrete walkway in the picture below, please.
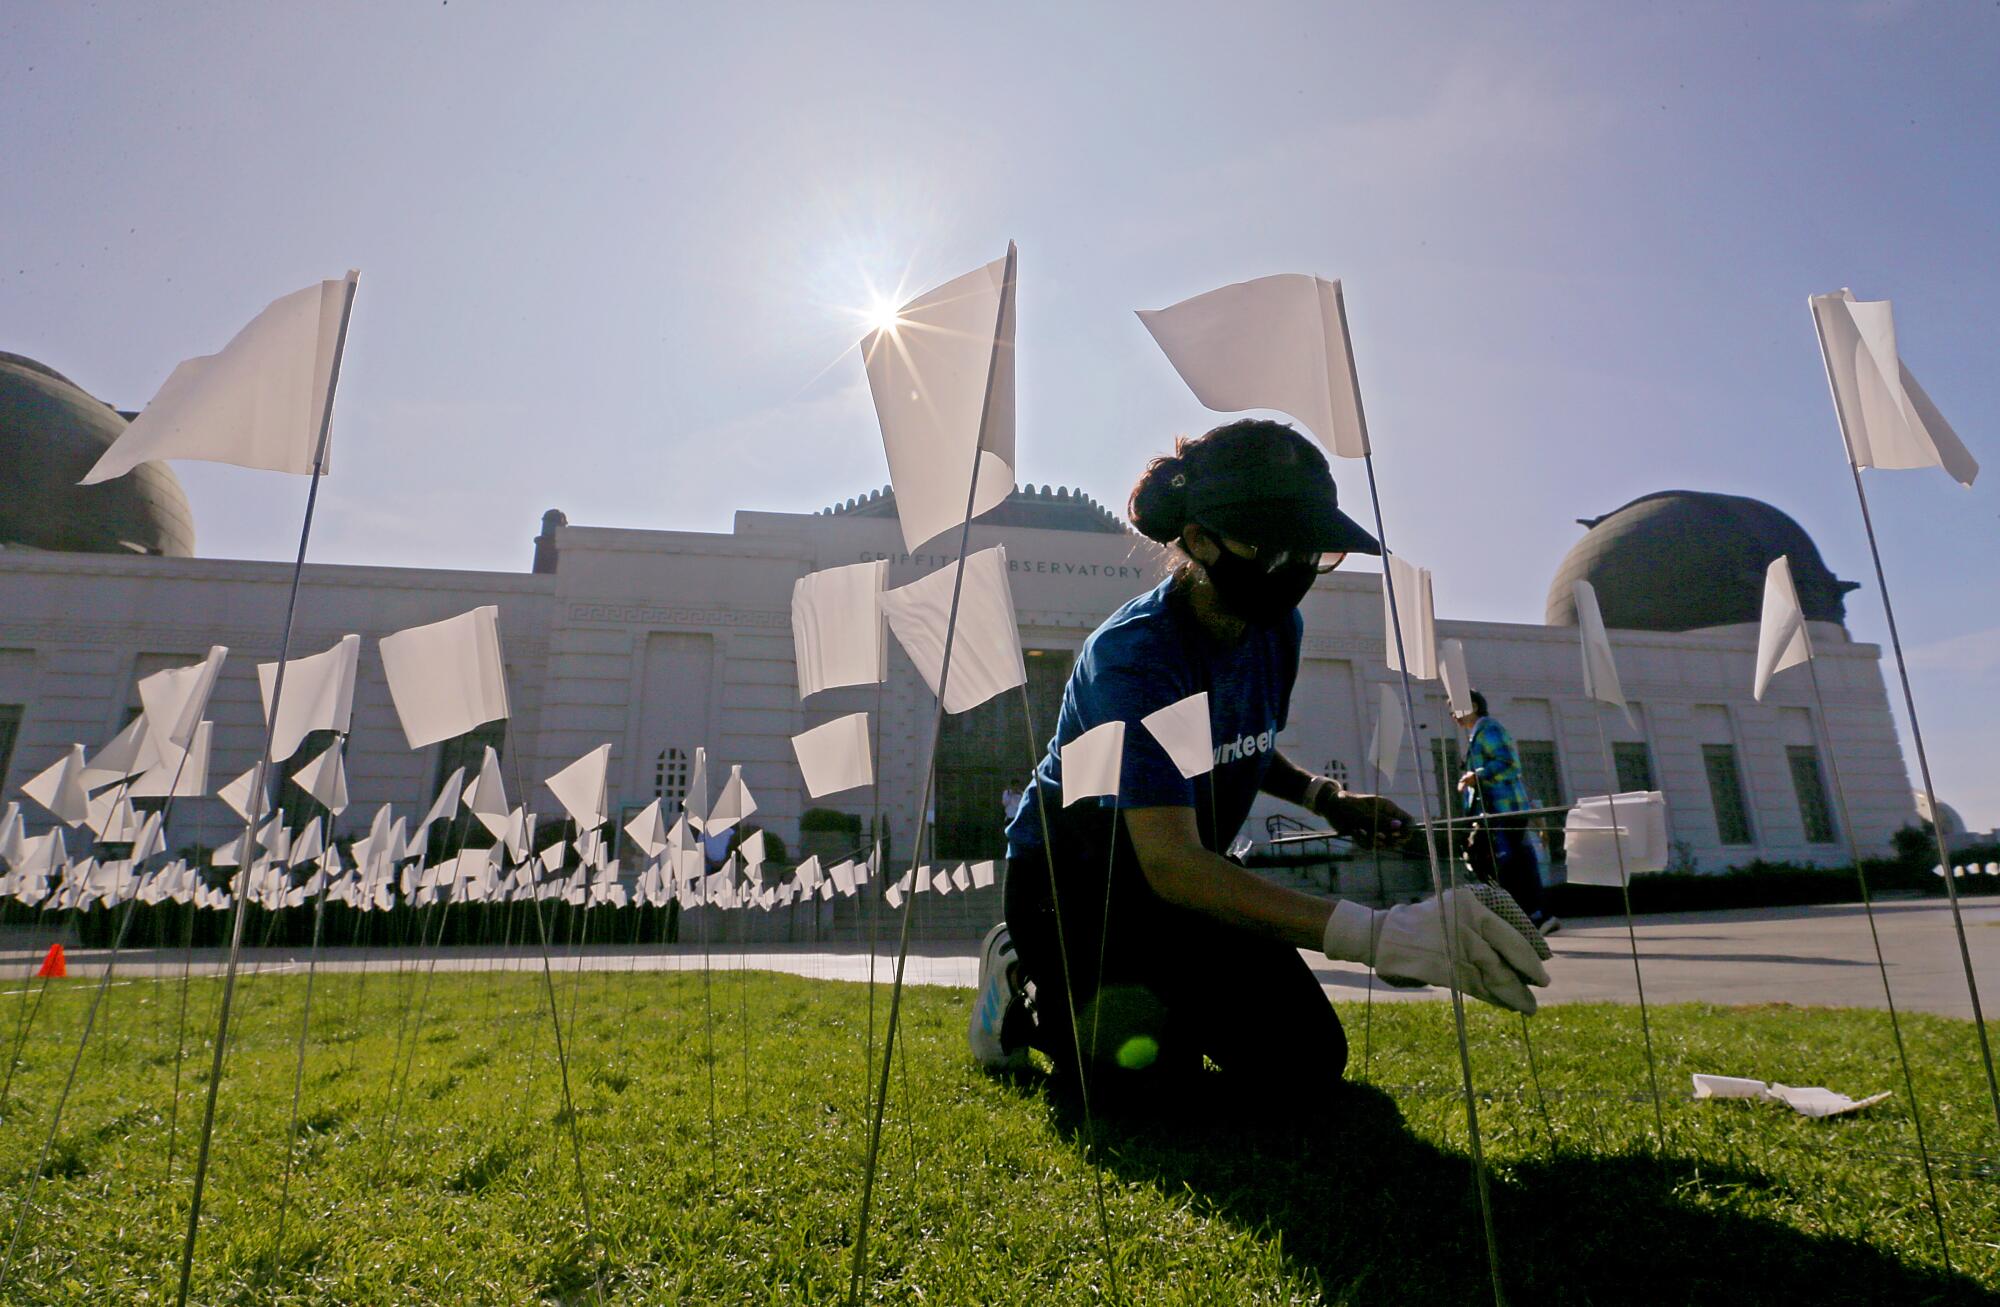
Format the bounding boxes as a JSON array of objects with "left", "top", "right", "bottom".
[{"left": 17, "top": 900, "right": 2000, "bottom": 1019}]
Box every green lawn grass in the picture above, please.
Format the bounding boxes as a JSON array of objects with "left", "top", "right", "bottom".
[{"left": 0, "top": 959, "right": 1996, "bottom": 1305}]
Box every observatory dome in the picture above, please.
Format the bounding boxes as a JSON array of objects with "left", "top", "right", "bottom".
[
  {"left": 1545, "top": 489, "right": 1854, "bottom": 632},
  {"left": 0, "top": 352, "right": 195, "bottom": 557}
]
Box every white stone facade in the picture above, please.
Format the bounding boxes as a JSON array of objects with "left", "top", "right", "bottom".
[{"left": 0, "top": 504, "right": 1918, "bottom": 873}]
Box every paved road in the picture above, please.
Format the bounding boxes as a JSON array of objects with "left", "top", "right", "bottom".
[{"left": 15, "top": 900, "right": 2000, "bottom": 1019}]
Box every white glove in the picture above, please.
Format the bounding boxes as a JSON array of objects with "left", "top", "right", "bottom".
[{"left": 1323, "top": 890, "right": 1552, "bottom": 1014}]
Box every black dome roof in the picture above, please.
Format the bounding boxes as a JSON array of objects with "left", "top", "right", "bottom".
[
  {"left": 821, "top": 483, "right": 1128, "bottom": 534},
  {"left": 0, "top": 352, "right": 195, "bottom": 557},
  {"left": 1546, "top": 490, "right": 1855, "bottom": 631}
]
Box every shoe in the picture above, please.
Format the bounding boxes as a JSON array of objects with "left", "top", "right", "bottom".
[{"left": 969, "top": 921, "right": 1032, "bottom": 1073}]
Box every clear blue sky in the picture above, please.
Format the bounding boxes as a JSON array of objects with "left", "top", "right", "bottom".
[{"left": 5, "top": 2, "right": 1996, "bottom": 827}]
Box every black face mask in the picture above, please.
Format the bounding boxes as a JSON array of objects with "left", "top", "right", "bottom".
[{"left": 1202, "top": 549, "right": 1319, "bottom": 626}]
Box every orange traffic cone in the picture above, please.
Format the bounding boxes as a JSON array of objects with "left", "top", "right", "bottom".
[{"left": 35, "top": 943, "right": 65, "bottom": 979}]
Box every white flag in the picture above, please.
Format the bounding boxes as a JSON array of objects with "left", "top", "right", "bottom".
[
  {"left": 1754, "top": 556, "right": 1813, "bottom": 702},
  {"left": 1438, "top": 638, "right": 1474, "bottom": 719},
  {"left": 1141, "top": 692, "right": 1214, "bottom": 780},
  {"left": 378, "top": 606, "right": 512, "bottom": 750},
  {"left": 1563, "top": 791, "right": 1670, "bottom": 887},
  {"left": 82, "top": 271, "right": 359, "bottom": 484},
  {"left": 290, "top": 737, "right": 350, "bottom": 815},
  {"left": 1137, "top": 273, "right": 1369, "bottom": 460},
  {"left": 81, "top": 714, "right": 162, "bottom": 790},
  {"left": 136, "top": 646, "right": 228, "bottom": 751},
  {"left": 466, "top": 745, "right": 510, "bottom": 839},
  {"left": 546, "top": 744, "right": 611, "bottom": 831},
  {"left": 131, "top": 720, "right": 213, "bottom": 799},
  {"left": 20, "top": 745, "right": 91, "bottom": 825},
  {"left": 1573, "top": 580, "right": 1634, "bottom": 726},
  {"left": 217, "top": 764, "right": 267, "bottom": 823},
  {"left": 791, "top": 713, "right": 874, "bottom": 798},
  {"left": 792, "top": 561, "right": 889, "bottom": 698},
  {"left": 881, "top": 545, "right": 1027, "bottom": 714},
  {"left": 1061, "top": 720, "right": 1127, "bottom": 804},
  {"left": 624, "top": 799, "right": 667, "bottom": 859},
  {"left": 707, "top": 765, "right": 758, "bottom": 835},
  {"left": 1382, "top": 554, "right": 1437, "bottom": 680},
  {"left": 1367, "top": 682, "right": 1407, "bottom": 786},
  {"left": 258, "top": 634, "right": 360, "bottom": 760},
  {"left": 862, "top": 244, "right": 1018, "bottom": 551},
  {"left": 1810, "top": 290, "right": 1977, "bottom": 487}
]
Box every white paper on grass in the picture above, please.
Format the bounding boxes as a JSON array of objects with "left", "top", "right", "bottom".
[
  {"left": 1572, "top": 580, "right": 1634, "bottom": 727},
  {"left": 1141, "top": 692, "right": 1214, "bottom": 780},
  {"left": 1061, "top": 720, "right": 1127, "bottom": 804},
  {"left": 1563, "top": 791, "right": 1670, "bottom": 887},
  {"left": 952, "top": 863, "right": 971, "bottom": 892},
  {"left": 130, "top": 720, "right": 213, "bottom": 799},
  {"left": 81, "top": 271, "right": 358, "bottom": 485},
  {"left": 1137, "top": 273, "right": 1370, "bottom": 460},
  {"left": 970, "top": 860, "right": 997, "bottom": 889},
  {"left": 881, "top": 546, "right": 1028, "bottom": 714},
  {"left": 378, "top": 606, "right": 512, "bottom": 749},
  {"left": 861, "top": 244, "right": 1018, "bottom": 551},
  {"left": 290, "top": 737, "right": 350, "bottom": 815},
  {"left": 1381, "top": 554, "right": 1437, "bottom": 680},
  {"left": 1692, "top": 1073, "right": 1891, "bottom": 1119},
  {"left": 740, "top": 830, "right": 767, "bottom": 879},
  {"left": 1754, "top": 556, "right": 1813, "bottom": 701},
  {"left": 20, "top": 745, "right": 91, "bottom": 824},
  {"left": 546, "top": 744, "right": 611, "bottom": 830},
  {"left": 1438, "top": 639, "right": 1473, "bottom": 719},
  {"left": 707, "top": 765, "right": 757, "bottom": 835},
  {"left": 136, "top": 647, "right": 227, "bottom": 751},
  {"left": 1366, "top": 682, "right": 1407, "bottom": 786},
  {"left": 1810, "top": 291, "right": 1978, "bottom": 487},
  {"left": 791, "top": 713, "right": 874, "bottom": 798},
  {"left": 793, "top": 561, "right": 889, "bottom": 698},
  {"left": 258, "top": 634, "right": 360, "bottom": 760}
]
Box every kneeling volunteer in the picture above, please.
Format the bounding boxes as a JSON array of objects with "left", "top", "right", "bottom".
[{"left": 967, "top": 418, "right": 1550, "bottom": 1094}]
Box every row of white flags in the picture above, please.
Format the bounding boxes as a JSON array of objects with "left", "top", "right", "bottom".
[{"left": 74, "top": 269, "right": 1972, "bottom": 523}]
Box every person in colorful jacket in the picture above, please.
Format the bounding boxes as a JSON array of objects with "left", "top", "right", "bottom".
[{"left": 1456, "top": 689, "right": 1556, "bottom": 931}]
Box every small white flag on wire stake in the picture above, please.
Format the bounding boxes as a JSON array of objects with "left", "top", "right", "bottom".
[
  {"left": 1751, "top": 549, "right": 1954, "bottom": 1255},
  {"left": 1569, "top": 576, "right": 1667, "bottom": 1154},
  {"left": 1139, "top": 270, "right": 1500, "bottom": 1301},
  {"left": 1809, "top": 287, "right": 2000, "bottom": 1142}
]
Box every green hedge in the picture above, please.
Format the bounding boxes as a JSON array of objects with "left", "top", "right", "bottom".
[{"left": 1551, "top": 855, "right": 1998, "bottom": 917}]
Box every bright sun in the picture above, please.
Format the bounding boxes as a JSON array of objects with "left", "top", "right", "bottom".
[{"left": 862, "top": 297, "right": 902, "bottom": 335}]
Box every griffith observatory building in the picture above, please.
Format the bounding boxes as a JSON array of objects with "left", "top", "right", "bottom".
[{"left": 0, "top": 351, "right": 1919, "bottom": 883}]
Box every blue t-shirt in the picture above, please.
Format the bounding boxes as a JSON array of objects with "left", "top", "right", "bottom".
[{"left": 1004, "top": 577, "right": 1301, "bottom": 857}]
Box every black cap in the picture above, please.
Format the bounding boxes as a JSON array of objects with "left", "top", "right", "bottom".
[{"left": 1187, "top": 459, "right": 1381, "bottom": 557}]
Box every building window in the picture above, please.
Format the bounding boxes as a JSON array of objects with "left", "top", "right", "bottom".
[
  {"left": 655, "top": 747, "right": 691, "bottom": 807},
  {"left": 1429, "top": 737, "right": 1463, "bottom": 818},
  {"left": 934, "top": 649, "right": 1072, "bottom": 859},
  {"left": 1787, "top": 746, "right": 1837, "bottom": 844},
  {"left": 0, "top": 704, "right": 20, "bottom": 790},
  {"left": 1613, "top": 741, "right": 1655, "bottom": 793},
  {"left": 1702, "top": 743, "right": 1755, "bottom": 845},
  {"left": 1516, "top": 739, "right": 1566, "bottom": 861}
]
